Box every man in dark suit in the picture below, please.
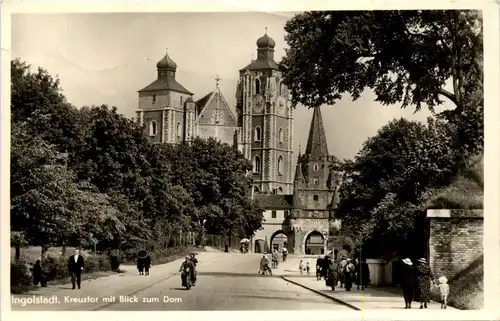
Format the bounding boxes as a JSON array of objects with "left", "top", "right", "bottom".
[{"left": 68, "top": 249, "right": 84, "bottom": 289}]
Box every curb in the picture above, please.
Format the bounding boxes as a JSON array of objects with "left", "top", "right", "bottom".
[
  {"left": 281, "top": 275, "right": 360, "bottom": 311},
  {"left": 88, "top": 272, "right": 179, "bottom": 310}
]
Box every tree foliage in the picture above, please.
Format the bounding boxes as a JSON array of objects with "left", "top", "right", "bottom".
[
  {"left": 280, "top": 10, "right": 483, "bottom": 155},
  {"left": 336, "top": 118, "right": 465, "bottom": 258},
  {"left": 10, "top": 58, "right": 263, "bottom": 255}
]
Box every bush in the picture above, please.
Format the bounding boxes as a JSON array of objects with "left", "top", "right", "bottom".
[
  {"left": 11, "top": 258, "right": 32, "bottom": 294},
  {"left": 42, "top": 256, "right": 68, "bottom": 281}
]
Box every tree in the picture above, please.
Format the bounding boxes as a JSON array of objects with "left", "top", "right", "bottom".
[
  {"left": 163, "top": 138, "right": 264, "bottom": 237},
  {"left": 280, "top": 10, "right": 483, "bottom": 155},
  {"left": 335, "top": 118, "right": 461, "bottom": 258}
]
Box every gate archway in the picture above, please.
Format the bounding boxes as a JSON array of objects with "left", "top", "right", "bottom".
[
  {"left": 270, "top": 230, "right": 288, "bottom": 253},
  {"left": 304, "top": 230, "right": 325, "bottom": 255}
]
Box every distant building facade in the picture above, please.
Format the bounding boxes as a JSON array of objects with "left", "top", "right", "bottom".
[{"left": 136, "top": 32, "right": 340, "bottom": 255}]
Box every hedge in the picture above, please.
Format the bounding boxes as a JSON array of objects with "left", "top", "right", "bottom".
[{"left": 11, "top": 253, "right": 114, "bottom": 294}]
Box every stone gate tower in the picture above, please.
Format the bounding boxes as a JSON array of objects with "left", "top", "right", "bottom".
[{"left": 235, "top": 30, "right": 294, "bottom": 194}]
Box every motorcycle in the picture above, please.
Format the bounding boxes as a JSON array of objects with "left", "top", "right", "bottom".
[{"left": 182, "top": 267, "right": 193, "bottom": 290}]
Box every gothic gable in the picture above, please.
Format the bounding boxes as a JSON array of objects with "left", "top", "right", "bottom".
[{"left": 197, "top": 91, "right": 237, "bottom": 126}]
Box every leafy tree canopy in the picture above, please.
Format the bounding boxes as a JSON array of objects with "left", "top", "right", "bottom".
[{"left": 280, "top": 10, "right": 483, "bottom": 154}]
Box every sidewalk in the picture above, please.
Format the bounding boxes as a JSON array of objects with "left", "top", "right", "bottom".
[
  {"left": 11, "top": 252, "right": 216, "bottom": 311},
  {"left": 272, "top": 255, "right": 316, "bottom": 276},
  {"left": 282, "top": 275, "right": 458, "bottom": 310}
]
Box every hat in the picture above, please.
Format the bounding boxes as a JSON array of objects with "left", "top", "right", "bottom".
[
  {"left": 438, "top": 276, "right": 448, "bottom": 284},
  {"left": 402, "top": 258, "right": 413, "bottom": 265},
  {"left": 418, "top": 258, "right": 427, "bottom": 263},
  {"left": 185, "top": 256, "right": 190, "bottom": 259}
]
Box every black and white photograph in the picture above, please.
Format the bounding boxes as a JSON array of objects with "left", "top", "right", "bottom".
[{"left": 2, "top": 2, "right": 498, "bottom": 318}]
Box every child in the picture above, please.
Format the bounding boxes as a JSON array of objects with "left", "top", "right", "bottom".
[
  {"left": 306, "top": 262, "right": 310, "bottom": 275},
  {"left": 299, "top": 260, "right": 304, "bottom": 275},
  {"left": 438, "top": 276, "right": 450, "bottom": 309}
]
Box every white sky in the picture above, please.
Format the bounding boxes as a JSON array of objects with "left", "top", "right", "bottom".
[{"left": 11, "top": 12, "right": 453, "bottom": 161}]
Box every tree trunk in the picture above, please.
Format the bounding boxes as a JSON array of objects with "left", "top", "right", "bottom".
[
  {"left": 15, "top": 243, "right": 20, "bottom": 262},
  {"left": 61, "top": 242, "right": 67, "bottom": 257},
  {"left": 41, "top": 245, "right": 48, "bottom": 263}
]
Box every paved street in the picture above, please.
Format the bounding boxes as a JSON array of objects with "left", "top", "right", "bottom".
[{"left": 11, "top": 252, "right": 350, "bottom": 311}]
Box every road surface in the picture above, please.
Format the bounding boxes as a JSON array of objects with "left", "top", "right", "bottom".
[
  {"left": 11, "top": 252, "right": 350, "bottom": 311},
  {"left": 96, "top": 253, "right": 349, "bottom": 310}
]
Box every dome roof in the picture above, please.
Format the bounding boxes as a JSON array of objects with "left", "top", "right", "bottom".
[
  {"left": 256, "top": 32, "right": 275, "bottom": 49},
  {"left": 156, "top": 50, "right": 177, "bottom": 70}
]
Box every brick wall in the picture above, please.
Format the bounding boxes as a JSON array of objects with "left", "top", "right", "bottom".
[{"left": 428, "top": 212, "right": 483, "bottom": 281}]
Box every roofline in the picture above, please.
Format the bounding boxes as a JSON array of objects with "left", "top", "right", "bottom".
[{"left": 137, "top": 88, "right": 194, "bottom": 95}]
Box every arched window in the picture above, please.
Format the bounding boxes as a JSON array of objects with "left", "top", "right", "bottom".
[
  {"left": 180, "top": 96, "right": 183, "bottom": 106},
  {"left": 278, "top": 187, "right": 284, "bottom": 194},
  {"left": 277, "top": 80, "right": 282, "bottom": 96},
  {"left": 152, "top": 93, "right": 156, "bottom": 104},
  {"left": 313, "top": 195, "right": 319, "bottom": 201},
  {"left": 149, "top": 120, "right": 157, "bottom": 136},
  {"left": 255, "top": 78, "right": 261, "bottom": 95},
  {"left": 314, "top": 164, "right": 319, "bottom": 171},
  {"left": 254, "top": 186, "right": 260, "bottom": 193},
  {"left": 281, "top": 84, "right": 286, "bottom": 97},
  {"left": 279, "top": 128, "right": 284, "bottom": 144},
  {"left": 176, "top": 122, "right": 181, "bottom": 137},
  {"left": 313, "top": 177, "right": 319, "bottom": 185},
  {"left": 254, "top": 156, "right": 261, "bottom": 173},
  {"left": 278, "top": 155, "right": 284, "bottom": 175},
  {"left": 254, "top": 127, "right": 261, "bottom": 142}
]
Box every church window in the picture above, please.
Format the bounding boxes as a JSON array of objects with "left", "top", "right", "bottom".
[
  {"left": 255, "top": 78, "right": 261, "bottom": 95},
  {"left": 277, "top": 80, "right": 281, "bottom": 96},
  {"left": 314, "top": 164, "right": 319, "bottom": 171},
  {"left": 149, "top": 120, "right": 157, "bottom": 136},
  {"left": 176, "top": 121, "right": 181, "bottom": 138},
  {"left": 278, "top": 156, "right": 284, "bottom": 176},
  {"left": 279, "top": 128, "right": 284, "bottom": 144},
  {"left": 254, "top": 186, "right": 260, "bottom": 193},
  {"left": 180, "top": 96, "right": 183, "bottom": 106},
  {"left": 254, "top": 127, "right": 261, "bottom": 142},
  {"left": 152, "top": 93, "right": 156, "bottom": 104},
  {"left": 271, "top": 211, "right": 277, "bottom": 218},
  {"left": 284, "top": 210, "right": 289, "bottom": 218},
  {"left": 313, "top": 195, "right": 319, "bottom": 201},
  {"left": 278, "top": 187, "right": 284, "bottom": 194},
  {"left": 313, "top": 177, "right": 319, "bottom": 185},
  {"left": 254, "top": 156, "right": 261, "bottom": 173}
]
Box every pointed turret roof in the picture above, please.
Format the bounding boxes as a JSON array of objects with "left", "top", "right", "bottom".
[
  {"left": 294, "top": 163, "right": 304, "bottom": 181},
  {"left": 329, "top": 188, "right": 340, "bottom": 210},
  {"left": 305, "top": 106, "right": 329, "bottom": 156}
]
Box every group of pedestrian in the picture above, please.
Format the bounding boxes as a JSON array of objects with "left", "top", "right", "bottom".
[
  {"left": 399, "top": 257, "right": 449, "bottom": 309},
  {"left": 323, "top": 255, "right": 370, "bottom": 291},
  {"left": 30, "top": 249, "right": 85, "bottom": 290},
  {"left": 136, "top": 250, "right": 151, "bottom": 275}
]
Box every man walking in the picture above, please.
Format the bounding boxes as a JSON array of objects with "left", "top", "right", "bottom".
[{"left": 68, "top": 249, "right": 84, "bottom": 290}]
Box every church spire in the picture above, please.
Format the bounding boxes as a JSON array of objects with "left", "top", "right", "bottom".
[{"left": 305, "top": 106, "right": 329, "bottom": 157}]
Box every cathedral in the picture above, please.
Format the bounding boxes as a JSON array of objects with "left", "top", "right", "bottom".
[{"left": 136, "top": 31, "right": 340, "bottom": 254}]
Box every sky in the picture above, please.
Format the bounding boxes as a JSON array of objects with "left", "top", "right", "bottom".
[{"left": 11, "top": 12, "right": 453, "bottom": 161}]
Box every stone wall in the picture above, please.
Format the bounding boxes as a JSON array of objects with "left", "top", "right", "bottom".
[{"left": 427, "top": 209, "right": 483, "bottom": 281}]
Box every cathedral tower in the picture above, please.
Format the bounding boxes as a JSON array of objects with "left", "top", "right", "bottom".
[
  {"left": 236, "top": 30, "right": 294, "bottom": 194},
  {"left": 136, "top": 50, "right": 196, "bottom": 144}
]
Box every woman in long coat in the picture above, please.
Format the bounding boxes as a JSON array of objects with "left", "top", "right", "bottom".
[
  {"left": 325, "top": 258, "right": 339, "bottom": 291},
  {"left": 415, "top": 258, "right": 436, "bottom": 309},
  {"left": 344, "top": 259, "right": 356, "bottom": 291},
  {"left": 400, "top": 258, "right": 417, "bottom": 309}
]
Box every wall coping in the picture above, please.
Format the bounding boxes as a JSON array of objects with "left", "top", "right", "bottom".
[
  {"left": 427, "top": 209, "right": 484, "bottom": 218},
  {"left": 366, "top": 259, "right": 387, "bottom": 264}
]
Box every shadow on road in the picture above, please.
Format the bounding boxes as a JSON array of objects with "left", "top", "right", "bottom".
[{"left": 197, "top": 272, "right": 282, "bottom": 278}]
